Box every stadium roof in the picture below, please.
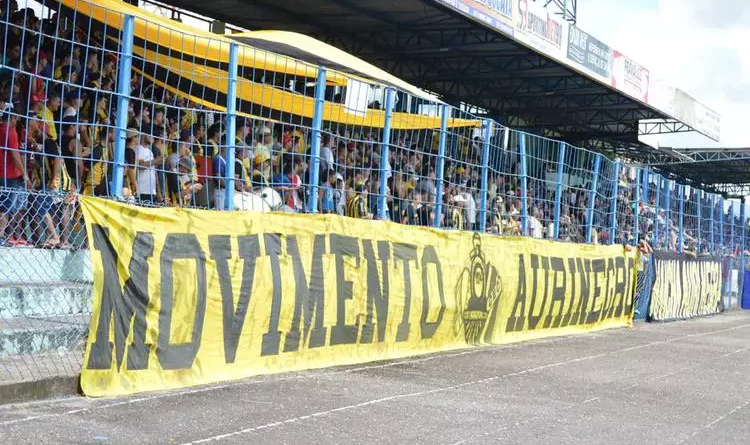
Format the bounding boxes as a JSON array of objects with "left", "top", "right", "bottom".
[{"left": 157, "top": 0, "right": 705, "bottom": 151}]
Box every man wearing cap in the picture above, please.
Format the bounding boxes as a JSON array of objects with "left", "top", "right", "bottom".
[
  {"left": 252, "top": 152, "right": 270, "bottom": 188},
  {"left": 38, "top": 90, "right": 60, "bottom": 142},
  {"left": 255, "top": 126, "right": 275, "bottom": 179},
  {"left": 173, "top": 156, "right": 203, "bottom": 206}
]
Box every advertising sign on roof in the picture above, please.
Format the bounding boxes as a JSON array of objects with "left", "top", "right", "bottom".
[
  {"left": 433, "top": 0, "right": 514, "bottom": 36},
  {"left": 515, "top": 0, "right": 567, "bottom": 59},
  {"left": 611, "top": 51, "right": 650, "bottom": 103},
  {"left": 566, "top": 26, "right": 611, "bottom": 81}
]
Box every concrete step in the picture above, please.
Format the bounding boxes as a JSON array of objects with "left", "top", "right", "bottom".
[
  {"left": 0, "top": 247, "right": 92, "bottom": 285},
  {"left": 0, "top": 284, "right": 92, "bottom": 318},
  {"left": 0, "top": 315, "right": 88, "bottom": 356}
]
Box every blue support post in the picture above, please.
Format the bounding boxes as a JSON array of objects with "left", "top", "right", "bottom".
[
  {"left": 653, "top": 175, "right": 660, "bottom": 248},
  {"left": 377, "top": 88, "right": 395, "bottom": 220},
  {"left": 741, "top": 200, "right": 746, "bottom": 301},
  {"left": 729, "top": 201, "right": 734, "bottom": 254},
  {"left": 664, "top": 179, "right": 671, "bottom": 248},
  {"left": 633, "top": 167, "right": 640, "bottom": 245},
  {"left": 720, "top": 197, "right": 725, "bottom": 251},
  {"left": 478, "top": 119, "right": 492, "bottom": 232},
  {"left": 609, "top": 160, "right": 620, "bottom": 245},
  {"left": 586, "top": 154, "right": 601, "bottom": 244},
  {"left": 222, "top": 42, "right": 239, "bottom": 210},
  {"left": 678, "top": 184, "right": 684, "bottom": 253},
  {"left": 710, "top": 193, "right": 715, "bottom": 253},
  {"left": 433, "top": 104, "right": 449, "bottom": 227},
  {"left": 697, "top": 190, "right": 702, "bottom": 253},
  {"left": 519, "top": 132, "right": 529, "bottom": 236},
  {"left": 307, "top": 66, "right": 327, "bottom": 214},
  {"left": 111, "top": 14, "right": 134, "bottom": 198},
  {"left": 553, "top": 142, "right": 566, "bottom": 240}
]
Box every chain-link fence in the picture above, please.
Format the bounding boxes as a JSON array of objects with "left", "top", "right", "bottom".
[{"left": 0, "top": 0, "right": 747, "bottom": 387}]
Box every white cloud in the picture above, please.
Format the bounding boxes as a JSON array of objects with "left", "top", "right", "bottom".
[{"left": 577, "top": 0, "right": 750, "bottom": 148}]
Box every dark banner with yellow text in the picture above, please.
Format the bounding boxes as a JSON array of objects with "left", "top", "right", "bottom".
[
  {"left": 79, "top": 197, "right": 637, "bottom": 396},
  {"left": 648, "top": 251, "right": 723, "bottom": 321}
]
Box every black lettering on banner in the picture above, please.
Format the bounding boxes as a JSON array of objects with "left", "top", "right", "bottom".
[
  {"left": 88, "top": 225, "right": 154, "bottom": 371},
  {"left": 209, "top": 235, "right": 260, "bottom": 364},
  {"left": 560, "top": 258, "right": 578, "bottom": 327},
  {"left": 543, "top": 257, "right": 566, "bottom": 328},
  {"left": 269, "top": 234, "right": 327, "bottom": 355},
  {"left": 360, "top": 240, "right": 390, "bottom": 344},
  {"left": 586, "top": 259, "right": 606, "bottom": 324},
  {"left": 420, "top": 245, "right": 446, "bottom": 339},
  {"left": 505, "top": 254, "right": 527, "bottom": 332},
  {"left": 394, "top": 243, "right": 418, "bottom": 342},
  {"left": 526, "top": 255, "right": 546, "bottom": 330},
  {"left": 573, "top": 259, "right": 591, "bottom": 325},
  {"left": 329, "top": 234, "right": 361, "bottom": 346},
  {"left": 157, "top": 234, "right": 207, "bottom": 370},
  {"left": 261, "top": 234, "right": 283, "bottom": 356}
]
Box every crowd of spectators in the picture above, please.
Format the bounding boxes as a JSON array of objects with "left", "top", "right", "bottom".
[{"left": 0, "top": 0, "right": 744, "bottom": 255}]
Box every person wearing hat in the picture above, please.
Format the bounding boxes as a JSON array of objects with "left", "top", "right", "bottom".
[
  {"left": 173, "top": 156, "right": 203, "bottom": 206},
  {"left": 252, "top": 152, "right": 270, "bottom": 188}
]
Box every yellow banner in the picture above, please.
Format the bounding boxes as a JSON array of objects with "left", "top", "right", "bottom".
[{"left": 80, "top": 197, "right": 637, "bottom": 397}]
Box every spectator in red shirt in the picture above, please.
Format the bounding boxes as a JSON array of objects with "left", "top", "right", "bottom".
[{"left": 0, "top": 106, "right": 31, "bottom": 246}]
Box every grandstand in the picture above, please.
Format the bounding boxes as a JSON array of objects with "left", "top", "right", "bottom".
[{"left": 0, "top": 0, "right": 746, "bottom": 391}]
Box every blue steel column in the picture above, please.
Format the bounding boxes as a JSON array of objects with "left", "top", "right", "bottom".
[
  {"left": 664, "top": 179, "right": 671, "bottom": 248},
  {"left": 730, "top": 201, "right": 735, "bottom": 254},
  {"left": 553, "top": 141, "right": 566, "bottom": 240},
  {"left": 609, "top": 160, "right": 620, "bottom": 244},
  {"left": 433, "top": 104, "right": 449, "bottom": 227},
  {"left": 720, "top": 196, "right": 725, "bottom": 251},
  {"left": 222, "top": 42, "right": 239, "bottom": 210},
  {"left": 111, "top": 14, "right": 134, "bottom": 198},
  {"left": 519, "top": 132, "right": 529, "bottom": 236},
  {"left": 652, "top": 175, "right": 660, "bottom": 248},
  {"left": 678, "top": 184, "right": 684, "bottom": 253},
  {"left": 478, "top": 119, "right": 492, "bottom": 232},
  {"left": 633, "top": 167, "right": 640, "bottom": 245},
  {"left": 586, "top": 154, "right": 601, "bottom": 244},
  {"left": 307, "top": 66, "right": 327, "bottom": 214},
  {"left": 741, "top": 200, "right": 746, "bottom": 303},
  {"left": 710, "top": 193, "right": 715, "bottom": 253},
  {"left": 377, "top": 88, "right": 395, "bottom": 220},
  {"left": 697, "top": 190, "right": 702, "bottom": 253}
]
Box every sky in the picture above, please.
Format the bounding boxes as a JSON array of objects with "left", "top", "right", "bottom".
[{"left": 576, "top": 0, "right": 750, "bottom": 148}]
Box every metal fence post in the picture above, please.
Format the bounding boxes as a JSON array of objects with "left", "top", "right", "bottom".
[
  {"left": 609, "top": 160, "right": 620, "bottom": 244},
  {"left": 378, "top": 88, "right": 395, "bottom": 220},
  {"left": 730, "top": 201, "right": 735, "bottom": 255},
  {"left": 678, "top": 184, "right": 684, "bottom": 253},
  {"left": 478, "top": 119, "right": 492, "bottom": 232},
  {"left": 710, "top": 193, "right": 715, "bottom": 253},
  {"left": 519, "top": 132, "right": 529, "bottom": 236},
  {"left": 720, "top": 196, "right": 725, "bottom": 251},
  {"left": 111, "top": 14, "right": 135, "bottom": 198},
  {"left": 697, "top": 190, "right": 702, "bottom": 253},
  {"left": 586, "top": 154, "right": 601, "bottom": 244},
  {"left": 652, "top": 175, "right": 660, "bottom": 248},
  {"left": 222, "top": 42, "right": 239, "bottom": 210},
  {"left": 741, "top": 200, "right": 747, "bottom": 303},
  {"left": 633, "top": 167, "right": 640, "bottom": 245},
  {"left": 553, "top": 141, "right": 566, "bottom": 240},
  {"left": 433, "top": 104, "right": 449, "bottom": 227},
  {"left": 307, "top": 66, "right": 327, "bottom": 214},
  {"left": 664, "top": 179, "right": 671, "bottom": 249}
]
